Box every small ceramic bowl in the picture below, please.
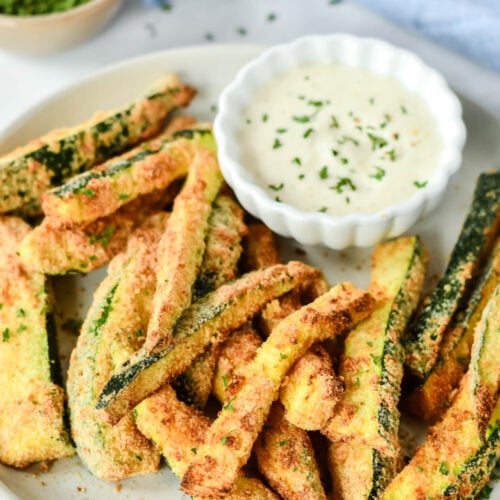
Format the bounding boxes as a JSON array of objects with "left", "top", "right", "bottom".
[
  {"left": 0, "top": 0, "right": 123, "bottom": 56},
  {"left": 214, "top": 34, "right": 466, "bottom": 249}
]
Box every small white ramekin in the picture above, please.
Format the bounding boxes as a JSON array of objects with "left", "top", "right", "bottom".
[{"left": 214, "top": 34, "right": 466, "bottom": 249}]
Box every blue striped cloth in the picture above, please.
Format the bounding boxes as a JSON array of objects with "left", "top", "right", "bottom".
[{"left": 356, "top": 0, "right": 500, "bottom": 73}]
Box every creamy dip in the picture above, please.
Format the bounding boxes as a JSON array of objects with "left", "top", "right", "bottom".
[{"left": 238, "top": 62, "right": 442, "bottom": 216}]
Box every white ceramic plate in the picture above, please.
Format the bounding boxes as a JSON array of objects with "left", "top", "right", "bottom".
[{"left": 0, "top": 45, "right": 499, "bottom": 500}]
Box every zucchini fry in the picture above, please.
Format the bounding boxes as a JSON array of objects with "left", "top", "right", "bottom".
[
  {"left": 280, "top": 343, "right": 342, "bottom": 432},
  {"left": 324, "top": 236, "right": 427, "bottom": 499},
  {"left": 383, "top": 285, "right": 500, "bottom": 499},
  {"left": 215, "top": 327, "right": 327, "bottom": 500},
  {"left": 18, "top": 189, "right": 167, "bottom": 275},
  {"left": 0, "top": 74, "right": 195, "bottom": 215},
  {"left": 133, "top": 385, "right": 278, "bottom": 499},
  {"left": 255, "top": 402, "right": 326, "bottom": 500},
  {"left": 406, "top": 237, "right": 500, "bottom": 422},
  {"left": 181, "top": 283, "right": 374, "bottom": 498},
  {"left": 96, "top": 261, "right": 323, "bottom": 424},
  {"left": 0, "top": 216, "right": 74, "bottom": 467},
  {"left": 144, "top": 147, "right": 224, "bottom": 352},
  {"left": 66, "top": 213, "right": 168, "bottom": 480},
  {"left": 403, "top": 171, "right": 500, "bottom": 380},
  {"left": 240, "top": 223, "right": 280, "bottom": 273},
  {"left": 173, "top": 194, "right": 246, "bottom": 408},
  {"left": 42, "top": 126, "right": 215, "bottom": 226}
]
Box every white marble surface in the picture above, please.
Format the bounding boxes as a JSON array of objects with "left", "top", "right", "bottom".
[{"left": 0, "top": 0, "right": 499, "bottom": 142}]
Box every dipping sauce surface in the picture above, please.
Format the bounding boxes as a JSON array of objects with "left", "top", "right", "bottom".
[{"left": 239, "top": 62, "right": 442, "bottom": 216}]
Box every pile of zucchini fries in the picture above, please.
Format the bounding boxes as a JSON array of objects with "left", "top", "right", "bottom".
[{"left": 0, "top": 73, "right": 499, "bottom": 500}]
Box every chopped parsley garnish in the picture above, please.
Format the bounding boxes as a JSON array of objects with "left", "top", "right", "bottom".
[
  {"left": 292, "top": 157, "right": 302, "bottom": 166},
  {"left": 118, "top": 193, "right": 131, "bottom": 200},
  {"left": 370, "top": 166, "right": 386, "bottom": 180},
  {"left": 319, "top": 166, "right": 329, "bottom": 179},
  {"left": 75, "top": 188, "right": 96, "bottom": 197},
  {"left": 2, "top": 328, "right": 9, "bottom": 342},
  {"left": 414, "top": 180, "right": 428, "bottom": 189},
  {"left": 330, "top": 177, "right": 357, "bottom": 194},
  {"left": 367, "top": 132, "right": 388, "bottom": 150},
  {"left": 224, "top": 397, "right": 236, "bottom": 411},
  {"left": 237, "top": 26, "right": 247, "bottom": 36},
  {"left": 329, "top": 115, "right": 339, "bottom": 129},
  {"left": 331, "top": 149, "right": 339, "bottom": 156},
  {"left": 386, "top": 148, "right": 396, "bottom": 161},
  {"left": 292, "top": 115, "right": 310, "bottom": 123},
  {"left": 340, "top": 158, "right": 349, "bottom": 165},
  {"left": 276, "top": 128, "right": 287, "bottom": 134},
  {"left": 279, "top": 440, "right": 291, "bottom": 446},
  {"left": 318, "top": 207, "right": 328, "bottom": 213},
  {"left": 268, "top": 183, "right": 284, "bottom": 191},
  {"left": 222, "top": 374, "right": 229, "bottom": 388},
  {"left": 308, "top": 100, "right": 323, "bottom": 107},
  {"left": 439, "top": 461, "right": 449, "bottom": 475},
  {"left": 280, "top": 352, "right": 288, "bottom": 359},
  {"left": 298, "top": 174, "right": 305, "bottom": 180},
  {"left": 272, "top": 138, "right": 282, "bottom": 149},
  {"left": 337, "top": 135, "right": 359, "bottom": 146},
  {"left": 369, "top": 97, "right": 375, "bottom": 105},
  {"left": 274, "top": 196, "right": 282, "bottom": 202},
  {"left": 401, "top": 105, "right": 408, "bottom": 114},
  {"left": 262, "top": 113, "right": 269, "bottom": 122},
  {"left": 267, "top": 12, "right": 277, "bottom": 22},
  {"left": 303, "top": 128, "right": 314, "bottom": 138}
]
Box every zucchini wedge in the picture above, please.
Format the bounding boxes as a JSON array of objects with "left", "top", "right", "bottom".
[
  {"left": 403, "top": 171, "right": 500, "bottom": 380},
  {"left": 18, "top": 188, "right": 168, "bottom": 275},
  {"left": 215, "top": 327, "right": 327, "bottom": 500},
  {"left": 66, "top": 213, "right": 168, "bottom": 480},
  {"left": 96, "top": 261, "right": 323, "bottom": 424},
  {"left": 0, "top": 75, "right": 195, "bottom": 215},
  {"left": 173, "top": 194, "right": 246, "bottom": 408},
  {"left": 383, "top": 285, "right": 500, "bottom": 499},
  {"left": 0, "top": 216, "right": 74, "bottom": 467},
  {"left": 42, "top": 126, "right": 215, "bottom": 226},
  {"left": 144, "top": 147, "right": 224, "bottom": 352},
  {"left": 324, "top": 236, "right": 427, "bottom": 499},
  {"left": 133, "top": 385, "right": 278, "bottom": 499},
  {"left": 181, "top": 283, "right": 374, "bottom": 498},
  {"left": 406, "top": 237, "right": 500, "bottom": 422}
]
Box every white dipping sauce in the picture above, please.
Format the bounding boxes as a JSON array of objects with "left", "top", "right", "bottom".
[{"left": 238, "top": 62, "right": 442, "bottom": 215}]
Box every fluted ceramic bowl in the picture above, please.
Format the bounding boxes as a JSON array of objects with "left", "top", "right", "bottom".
[{"left": 215, "top": 34, "right": 466, "bottom": 249}]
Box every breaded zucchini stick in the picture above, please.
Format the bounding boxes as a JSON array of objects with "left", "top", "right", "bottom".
[
  {"left": 0, "top": 75, "right": 195, "bottom": 215},
  {"left": 42, "top": 126, "right": 215, "bottom": 226},
  {"left": 255, "top": 402, "right": 326, "bottom": 500},
  {"left": 403, "top": 171, "right": 500, "bottom": 380},
  {"left": 324, "top": 236, "right": 427, "bottom": 499},
  {"left": 383, "top": 285, "right": 500, "bottom": 499},
  {"left": 0, "top": 216, "right": 74, "bottom": 467},
  {"left": 18, "top": 189, "right": 167, "bottom": 275},
  {"left": 245, "top": 221, "right": 338, "bottom": 431},
  {"left": 133, "top": 385, "right": 278, "bottom": 499},
  {"left": 173, "top": 194, "right": 246, "bottom": 408},
  {"left": 66, "top": 213, "right": 168, "bottom": 480},
  {"left": 280, "top": 343, "right": 343, "bottom": 431},
  {"left": 144, "top": 148, "right": 224, "bottom": 352},
  {"left": 181, "top": 283, "right": 374, "bottom": 498},
  {"left": 96, "top": 261, "right": 323, "bottom": 424},
  {"left": 215, "top": 327, "right": 327, "bottom": 500},
  {"left": 406, "top": 237, "right": 500, "bottom": 422}
]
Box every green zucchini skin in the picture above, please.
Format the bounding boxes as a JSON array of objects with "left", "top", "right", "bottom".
[
  {"left": 0, "top": 75, "right": 195, "bottom": 216},
  {"left": 383, "top": 286, "right": 500, "bottom": 499},
  {"left": 66, "top": 213, "right": 168, "bottom": 480},
  {"left": 96, "top": 261, "right": 322, "bottom": 425},
  {"left": 0, "top": 216, "right": 74, "bottom": 467},
  {"left": 406, "top": 238, "right": 500, "bottom": 422},
  {"left": 325, "top": 236, "right": 427, "bottom": 500},
  {"left": 403, "top": 171, "right": 500, "bottom": 380},
  {"left": 42, "top": 127, "right": 215, "bottom": 226},
  {"left": 173, "top": 194, "right": 246, "bottom": 409}
]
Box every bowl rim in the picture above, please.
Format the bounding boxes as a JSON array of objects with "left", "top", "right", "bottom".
[
  {"left": 214, "top": 33, "right": 466, "bottom": 246},
  {"left": 0, "top": 0, "right": 121, "bottom": 24}
]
